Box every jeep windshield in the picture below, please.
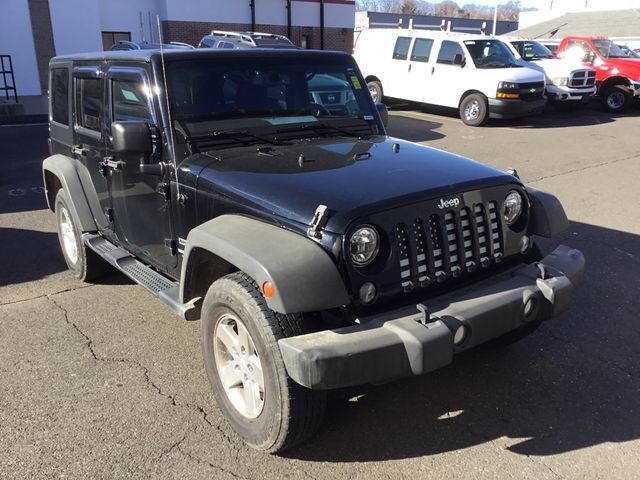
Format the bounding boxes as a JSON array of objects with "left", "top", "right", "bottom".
[
  {"left": 165, "top": 57, "right": 378, "bottom": 145},
  {"left": 592, "top": 39, "right": 634, "bottom": 59},
  {"left": 464, "top": 40, "right": 521, "bottom": 69}
]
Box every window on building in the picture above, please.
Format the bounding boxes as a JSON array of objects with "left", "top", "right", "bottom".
[
  {"left": 102, "top": 31, "right": 131, "bottom": 51},
  {"left": 50, "top": 68, "right": 69, "bottom": 126},
  {"left": 76, "top": 78, "right": 102, "bottom": 132},
  {"left": 410, "top": 38, "right": 434, "bottom": 63},
  {"left": 112, "top": 79, "right": 152, "bottom": 122},
  {"left": 392, "top": 37, "right": 412, "bottom": 60},
  {"left": 437, "top": 40, "right": 465, "bottom": 65}
]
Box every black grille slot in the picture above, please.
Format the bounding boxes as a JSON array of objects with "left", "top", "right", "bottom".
[{"left": 392, "top": 202, "right": 505, "bottom": 290}]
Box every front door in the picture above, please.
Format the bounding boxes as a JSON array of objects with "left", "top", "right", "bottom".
[
  {"left": 428, "top": 39, "right": 468, "bottom": 108},
  {"left": 104, "top": 66, "right": 177, "bottom": 271}
]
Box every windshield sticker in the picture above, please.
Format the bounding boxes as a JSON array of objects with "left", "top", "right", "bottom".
[
  {"left": 350, "top": 76, "right": 362, "bottom": 89},
  {"left": 122, "top": 89, "right": 139, "bottom": 102},
  {"left": 364, "top": 115, "right": 374, "bottom": 121}
]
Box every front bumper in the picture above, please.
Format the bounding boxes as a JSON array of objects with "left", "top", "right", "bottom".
[
  {"left": 279, "top": 245, "right": 584, "bottom": 390},
  {"left": 547, "top": 84, "right": 596, "bottom": 102},
  {"left": 488, "top": 97, "right": 547, "bottom": 119}
]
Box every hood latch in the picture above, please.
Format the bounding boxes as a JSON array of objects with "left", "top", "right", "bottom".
[{"left": 307, "top": 205, "right": 328, "bottom": 239}]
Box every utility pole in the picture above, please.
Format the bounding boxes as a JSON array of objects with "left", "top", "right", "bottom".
[{"left": 492, "top": 0, "right": 498, "bottom": 35}]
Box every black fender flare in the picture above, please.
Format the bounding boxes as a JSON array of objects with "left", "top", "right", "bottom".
[
  {"left": 181, "top": 215, "right": 350, "bottom": 314},
  {"left": 42, "top": 154, "right": 97, "bottom": 232},
  {"left": 527, "top": 187, "right": 569, "bottom": 238}
]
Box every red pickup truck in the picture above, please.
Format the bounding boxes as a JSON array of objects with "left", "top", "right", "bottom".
[{"left": 555, "top": 36, "right": 640, "bottom": 112}]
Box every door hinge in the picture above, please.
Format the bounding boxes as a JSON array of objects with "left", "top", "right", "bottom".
[
  {"left": 157, "top": 183, "right": 171, "bottom": 201},
  {"left": 105, "top": 208, "right": 113, "bottom": 222}
]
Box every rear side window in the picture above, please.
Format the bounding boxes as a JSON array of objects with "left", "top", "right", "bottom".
[
  {"left": 76, "top": 77, "right": 102, "bottom": 131},
  {"left": 50, "top": 68, "right": 69, "bottom": 125},
  {"left": 437, "top": 40, "right": 465, "bottom": 65},
  {"left": 112, "top": 79, "right": 152, "bottom": 122},
  {"left": 392, "top": 37, "right": 412, "bottom": 60},
  {"left": 410, "top": 38, "right": 434, "bottom": 63}
]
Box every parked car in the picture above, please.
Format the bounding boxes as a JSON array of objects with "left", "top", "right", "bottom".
[
  {"left": 504, "top": 38, "right": 596, "bottom": 106},
  {"left": 44, "top": 48, "right": 583, "bottom": 452},
  {"left": 353, "top": 29, "right": 547, "bottom": 126},
  {"left": 616, "top": 43, "right": 640, "bottom": 58},
  {"left": 538, "top": 38, "right": 561, "bottom": 55},
  {"left": 554, "top": 36, "right": 640, "bottom": 112},
  {"left": 110, "top": 40, "right": 193, "bottom": 51},
  {"left": 197, "top": 30, "right": 296, "bottom": 49}
]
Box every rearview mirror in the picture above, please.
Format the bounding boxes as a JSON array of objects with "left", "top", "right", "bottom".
[
  {"left": 112, "top": 121, "right": 152, "bottom": 155},
  {"left": 375, "top": 103, "right": 389, "bottom": 128}
]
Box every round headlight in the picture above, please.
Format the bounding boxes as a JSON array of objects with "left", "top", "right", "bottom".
[
  {"left": 503, "top": 190, "right": 523, "bottom": 225},
  {"left": 349, "top": 226, "right": 380, "bottom": 267}
]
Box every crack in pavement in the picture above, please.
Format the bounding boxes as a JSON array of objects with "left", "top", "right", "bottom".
[
  {"left": 175, "top": 445, "right": 254, "bottom": 480},
  {"left": 0, "top": 284, "right": 95, "bottom": 307},
  {"left": 528, "top": 152, "right": 639, "bottom": 185},
  {"left": 46, "top": 294, "right": 238, "bottom": 450}
]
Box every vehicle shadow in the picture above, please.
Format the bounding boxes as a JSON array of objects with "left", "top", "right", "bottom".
[
  {"left": 386, "top": 112, "right": 445, "bottom": 142},
  {"left": 284, "top": 220, "right": 640, "bottom": 462},
  {"left": 0, "top": 227, "right": 127, "bottom": 287}
]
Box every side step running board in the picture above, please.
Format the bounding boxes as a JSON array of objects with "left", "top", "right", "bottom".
[{"left": 83, "top": 233, "right": 199, "bottom": 320}]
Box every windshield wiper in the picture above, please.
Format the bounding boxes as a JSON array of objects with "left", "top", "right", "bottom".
[
  {"left": 186, "top": 129, "right": 282, "bottom": 146},
  {"left": 275, "top": 122, "right": 363, "bottom": 138}
]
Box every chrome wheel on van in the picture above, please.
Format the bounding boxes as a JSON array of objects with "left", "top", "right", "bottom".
[
  {"left": 459, "top": 93, "right": 489, "bottom": 127},
  {"left": 367, "top": 80, "right": 383, "bottom": 103}
]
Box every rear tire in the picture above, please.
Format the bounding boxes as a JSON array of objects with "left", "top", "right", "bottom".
[
  {"left": 602, "top": 85, "right": 632, "bottom": 113},
  {"left": 200, "top": 272, "right": 326, "bottom": 453},
  {"left": 367, "top": 80, "right": 383, "bottom": 103},
  {"left": 54, "top": 190, "right": 110, "bottom": 282},
  {"left": 459, "top": 93, "right": 489, "bottom": 126}
]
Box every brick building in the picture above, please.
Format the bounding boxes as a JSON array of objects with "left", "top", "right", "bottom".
[{"left": 0, "top": 0, "right": 355, "bottom": 100}]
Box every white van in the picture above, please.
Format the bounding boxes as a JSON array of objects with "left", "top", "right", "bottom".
[{"left": 353, "top": 29, "right": 547, "bottom": 126}]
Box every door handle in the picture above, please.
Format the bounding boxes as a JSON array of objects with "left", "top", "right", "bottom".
[
  {"left": 408, "top": 63, "right": 412, "bottom": 72},
  {"left": 431, "top": 66, "right": 435, "bottom": 75},
  {"left": 71, "top": 145, "right": 89, "bottom": 156}
]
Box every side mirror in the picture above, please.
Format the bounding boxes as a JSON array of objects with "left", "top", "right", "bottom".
[
  {"left": 453, "top": 54, "right": 465, "bottom": 67},
  {"left": 112, "top": 121, "right": 153, "bottom": 155},
  {"left": 375, "top": 103, "right": 389, "bottom": 128}
]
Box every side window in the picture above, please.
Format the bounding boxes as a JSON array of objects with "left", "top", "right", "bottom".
[
  {"left": 392, "top": 37, "right": 412, "bottom": 60},
  {"left": 112, "top": 79, "right": 152, "bottom": 122},
  {"left": 410, "top": 38, "right": 434, "bottom": 63},
  {"left": 437, "top": 40, "right": 465, "bottom": 65},
  {"left": 50, "top": 68, "right": 69, "bottom": 125},
  {"left": 76, "top": 77, "right": 102, "bottom": 132}
]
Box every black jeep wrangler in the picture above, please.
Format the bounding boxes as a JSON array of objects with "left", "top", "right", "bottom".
[{"left": 43, "top": 49, "right": 584, "bottom": 453}]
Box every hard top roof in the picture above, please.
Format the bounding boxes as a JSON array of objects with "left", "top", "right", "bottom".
[{"left": 49, "top": 48, "right": 349, "bottom": 65}]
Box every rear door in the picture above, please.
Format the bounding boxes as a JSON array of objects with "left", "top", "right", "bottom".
[
  {"left": 104, "top": 65, "right": 177, "bottom": 271},
  {"left": 72, "top": 66, "right": 112, "bottom": 231}
]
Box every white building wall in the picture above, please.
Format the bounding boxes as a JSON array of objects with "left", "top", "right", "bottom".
[
  {"left": 49, "top": 0, "right": 102, "bottom": 55},
  {"left": 162, "top": 0, "right": 251, "bottom": 23},
  {"left": 0, "top": 0, "right": 41, "bottom": 96},
  {"left": 99, "top": 0, "right": 164, "bottom": 44},
  {"left": 291, "top": 2, "right": 354, "bottom": 28}
]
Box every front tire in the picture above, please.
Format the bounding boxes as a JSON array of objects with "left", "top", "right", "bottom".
[
  {"left": 602, "top": 85, "right": 632, "bottom": 113},
  {"left": 200, "top": 272, "right": 326, "bottom": 453},
  {"left": 459, "top": 93, "right": 489, "bottom": 126},
  {"left": 54, "top": 190, "right": 110, "bottom": 282}
]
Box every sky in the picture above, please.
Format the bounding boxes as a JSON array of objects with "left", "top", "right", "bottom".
[{"left": 468, "top": 0, "right": 640, "bottom": 9}]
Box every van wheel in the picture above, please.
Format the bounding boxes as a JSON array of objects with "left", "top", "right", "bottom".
[
  {"left": 54, "top": 190, "right": 110, "bottom": 282},
  {"left": 460, "top": 93, "right": 488, "bottom": 126},
  {"left": 367, "top": 80, "right": 383, "bottom": 103},
  {"left": 200, "top": 272, "right": 326, "bottom": 453},
  {"left": 602, "top": 85, "right": 632, "bottom": 113}
]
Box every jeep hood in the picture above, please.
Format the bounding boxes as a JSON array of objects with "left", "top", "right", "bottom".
[{"left": 191, "top": 136, "right": 517, "bottom": 233}]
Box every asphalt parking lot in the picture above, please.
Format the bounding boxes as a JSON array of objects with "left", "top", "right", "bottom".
[{"left": 1, "top": 102, "right": 639, "bottom": 479}]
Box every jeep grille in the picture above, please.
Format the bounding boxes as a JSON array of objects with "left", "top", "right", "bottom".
[{"left": 394, "top": 201, "right": 503, "bottom": 292}]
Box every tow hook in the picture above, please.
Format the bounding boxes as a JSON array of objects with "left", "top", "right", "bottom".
[{"left": 307, "top": 204, "right": 328, "bottom": 239}]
